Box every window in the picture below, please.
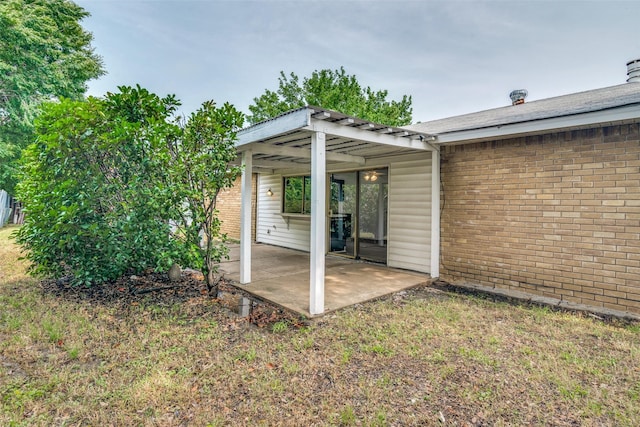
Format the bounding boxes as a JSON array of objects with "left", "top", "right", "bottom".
[{"left": 283, "top": 176, "right": 311, "bottom": 214}]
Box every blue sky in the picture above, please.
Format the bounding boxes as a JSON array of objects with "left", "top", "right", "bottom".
[{"left": 75, "top": 0, "right": 640, "bottom": 124}]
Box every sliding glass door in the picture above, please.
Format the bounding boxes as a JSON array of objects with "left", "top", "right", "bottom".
[
  {"left": 329, "top": 172, "right": 356, "bottom": 257},
  {"left": 329, "top": 168, "right": 388, "bottom": 263},
  {"left": 358, "top": 169, "right": 388, "bottom": 263}
]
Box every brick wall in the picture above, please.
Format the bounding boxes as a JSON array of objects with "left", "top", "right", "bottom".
[
  {"left": 440, "top": 124, "right": 640, "bottom": 314},
  {"left": 217, "top": 174, "right": 257, "bottom": 241}
]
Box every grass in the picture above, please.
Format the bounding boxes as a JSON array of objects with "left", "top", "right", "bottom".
[{"left": 1, "top": 224, "right": 640, "bottom": 425}]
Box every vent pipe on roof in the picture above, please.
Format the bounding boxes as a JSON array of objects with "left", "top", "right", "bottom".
[
  {"left": 627, "top": 59, "right": 640, "bottom": 83},
  {"left": 509, "top": 89, "right": 528, "bottom": 105}
]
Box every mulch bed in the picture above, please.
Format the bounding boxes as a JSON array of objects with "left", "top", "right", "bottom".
[{"left": 39, "top": 270, "right": 306, "bottom": 328}]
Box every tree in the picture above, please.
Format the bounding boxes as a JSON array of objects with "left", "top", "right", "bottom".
[
  {"left": 0, "top": 0, "right": 104, "bottom": 193},
  {"left": 248, "top": 67, "right": 413, "bottom": 126},
  {"left": 15, "top": 86, "right": 182, "bottom": 285},
  {"left": 168, "top": 101, "right": 244, "bottom": 294}
]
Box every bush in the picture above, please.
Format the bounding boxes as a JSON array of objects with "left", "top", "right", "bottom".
[
  {"left": 15, "top": 86, "right": 183, "bottom": 285},
  {"left": 16, "top": 86, "right": 243, "bottom": 289}
]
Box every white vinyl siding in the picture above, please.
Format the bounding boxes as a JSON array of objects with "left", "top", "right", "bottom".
[
  {"left": 387, "top": 157, "right": 432, "bottom": 273},
  {"left": 255, "top": 153, "right": 434, "bottom": 274},
  {"left": 256, "top": 174, "right": 310, "bottom": 251}
]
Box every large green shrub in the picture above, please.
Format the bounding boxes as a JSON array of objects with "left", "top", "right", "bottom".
[
  {"left": 15, "top": 86, "right": 183, "bottom": 285},
  {"left": 16, "top": 86, "right": 243, "bottom": 289}
]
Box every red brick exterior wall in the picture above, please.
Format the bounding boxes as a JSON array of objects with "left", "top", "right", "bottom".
[
  {"left": 217, "top": 174, "right": 257, "bottom": 241},
  {"left": 440, "top": 124, "right": 640, "bottom": 314}
]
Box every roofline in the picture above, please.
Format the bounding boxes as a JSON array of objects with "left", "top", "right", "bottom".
[{"left": 434, "top": 103, "right": 640, "bottom": 145}]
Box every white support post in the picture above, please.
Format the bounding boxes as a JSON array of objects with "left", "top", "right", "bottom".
[
  {"left": 240, "top": 150, "right": 253, "bottom": 284},
  {"left": 309, "top": 131, "right": 326, "bottom": 315},
  {"left": 430, "top": 149, "right": 441, "bottom": 278}
]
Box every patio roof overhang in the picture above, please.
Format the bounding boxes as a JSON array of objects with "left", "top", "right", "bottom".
[
  {"left": 235, "top": 106, "right": 440, "bottom": 316},
  {"left": 235, "top": 106, "right": 437, "bottom": 173}
]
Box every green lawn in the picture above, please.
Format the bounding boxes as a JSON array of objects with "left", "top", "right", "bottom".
[{"left": 1, "top": 225, "right": 639, "bottom": 426}]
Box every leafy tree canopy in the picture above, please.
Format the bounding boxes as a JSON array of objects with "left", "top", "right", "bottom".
[
  {"left": 0, "top": 0, "right": 104, "bottom": 193},
  {"left": 247, "top": 67, "right": 412, "bottom": 126}
]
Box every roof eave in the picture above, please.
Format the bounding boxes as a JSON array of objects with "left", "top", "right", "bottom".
[{"left": 434, "top": 104, "right": 640, "bottom": 145}]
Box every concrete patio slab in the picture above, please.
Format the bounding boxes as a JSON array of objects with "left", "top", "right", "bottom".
[{"left": 220, "top": 243, "right": 430, "bottom": 317}]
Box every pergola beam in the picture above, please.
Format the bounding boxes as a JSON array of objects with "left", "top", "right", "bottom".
[
  {"left": 252, "top": 159, "right": 307, "bottom": 169},
  {"left": 305, "top": 120, "right": 433, "bottom": 151},
  {"left": 337, "top": 118, "right": 355, "bottom": 125},
  {"left": 248, "top": 132, "right": 309, "bottom": 147},
  {"left": 238, "top": 142, "right": 366, "bottom": 165},
  {"left": 232, "top": 156, "right": 309, "bottom": 170},
  {"left": 312, "top": 111, "right": 331, "bottom": 120}
]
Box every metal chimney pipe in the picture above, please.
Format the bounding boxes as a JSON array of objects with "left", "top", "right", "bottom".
[
  {"left": 509, "top": 89, "right": 528, "bottom": 105},
  {"left": 627, "top": 59, "right": 640, "bottom": 83}
]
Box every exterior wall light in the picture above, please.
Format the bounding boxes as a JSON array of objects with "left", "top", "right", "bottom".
[{"left": 266, "top": 188, "right": 273, "bottom": 197}]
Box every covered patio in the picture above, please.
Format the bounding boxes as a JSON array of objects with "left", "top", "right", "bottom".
[
  {"left": 235, "top": 106, "right": 440, "bottom": 315},
  {"left": 219, "top": 243, "right": 430, "bottom": 317}
]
